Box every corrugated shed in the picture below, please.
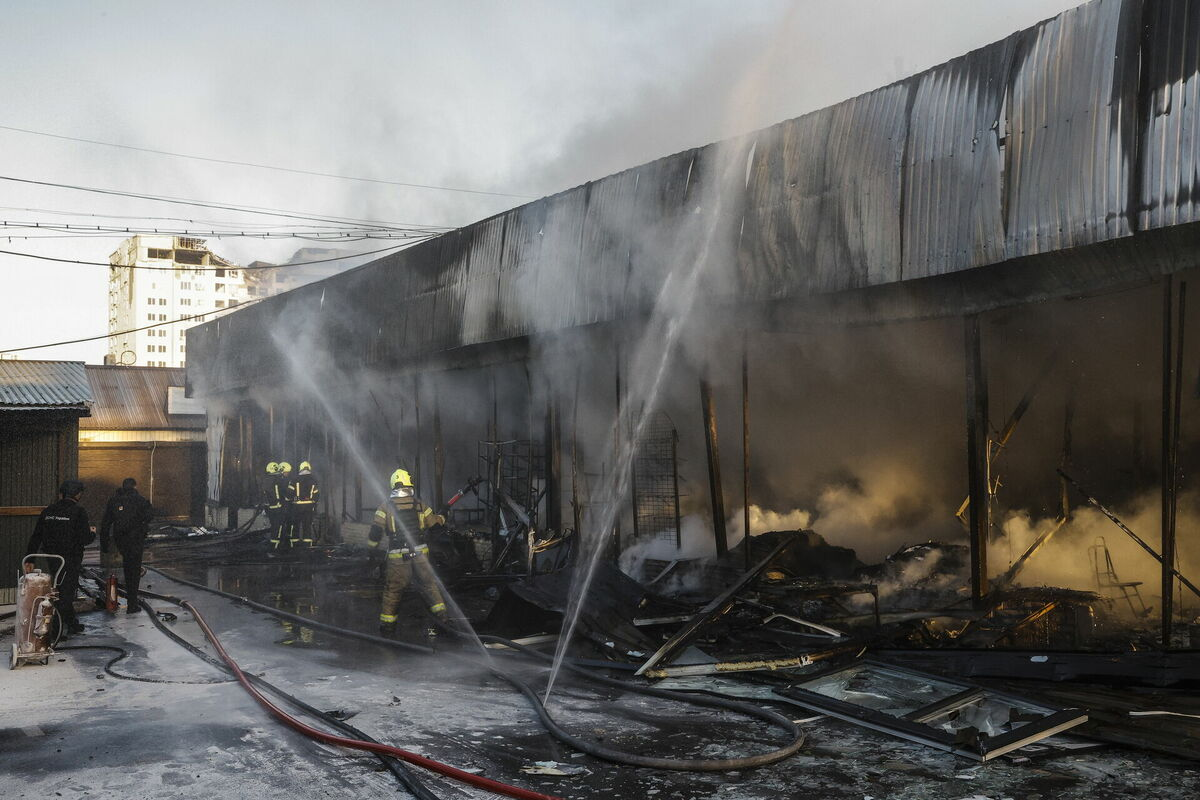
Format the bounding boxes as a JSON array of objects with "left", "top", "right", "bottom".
[
  {"left": 0, "top": 360, "right": 92, "bottom": 411},
  {"left": 81, "top": 365, "right": 204, "bottom": 431},
  {"left": 1139, "top": 0, "right": 1200, "bottom": 230},
  {"left": 186, "top": 0, "right": 1200, "bottom": 398}
]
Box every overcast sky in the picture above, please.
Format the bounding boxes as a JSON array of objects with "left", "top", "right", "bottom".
[{"left": 0, "top": 0, "right": 1082, "bottom": 363}]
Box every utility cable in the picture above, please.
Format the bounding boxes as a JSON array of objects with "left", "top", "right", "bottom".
[
  {"left": 0, "top": 174, "right": 445, "bottom": 232},
  {"left": 0, "top": 240, "right": 422, "bottom": 273},
  {"left": 0, "top": 124, "right": 535, "bottom": 199},
  {"left": 0, "top": 299, "right": 264, "bottom": 355},
  {"left": 144, "top": 565, "right": 806, "bottom": 772}
]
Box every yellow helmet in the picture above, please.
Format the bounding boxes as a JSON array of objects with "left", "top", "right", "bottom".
[
  {"left": 278, "top": 461, "right": 293, "bottom": 474},
  {"left": 390, "top": 468, "right": 412, "bottom": 488},
  {"left": 265, "top": 462, "right": 279, "bottom": 475},
  {"left": 299, "top": 461, "right": 312, "bottom": 475}
]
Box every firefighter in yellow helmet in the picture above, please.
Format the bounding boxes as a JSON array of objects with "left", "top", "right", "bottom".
[
  {"left": 275, "top": 462, "right": 294, "bottom": 549},
  {"left": 368, "top": 468, "right": 448, "bottom": 634},
  {"left": 262, "top": 462, "right": 288, "bottom": 550},
  {"left": 289, "top": 461, "right": 319, "bottom": 547}
]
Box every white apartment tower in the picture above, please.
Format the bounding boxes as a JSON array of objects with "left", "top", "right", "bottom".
[{"left": 107, "top": 235, "right": 250, "bottom": 368}]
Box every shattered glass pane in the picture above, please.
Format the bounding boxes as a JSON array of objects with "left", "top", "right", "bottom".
[
  {"left": 922, "top": 695, "right": 1048, "bottom": 738},
  {"left": 797, "top": 665, "right": 964, "bottom": 717}
]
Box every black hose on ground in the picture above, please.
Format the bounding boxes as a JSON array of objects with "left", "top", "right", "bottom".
[
  {"left": 55, "top": 643, "right": 234, "bottom": 685},
  {"left": 79, "top": 570, "right": 442, "bottom": 800},
  {"left": 144, "top": 565, "right": 806, "bottom": 771},
  {"left": 142, "top": 565, "right": 433, "bottom": 655}
]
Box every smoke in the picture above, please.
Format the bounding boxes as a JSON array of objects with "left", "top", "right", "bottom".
[{"left": 995, "top": 490, "right": 1200, "bottom": 618}]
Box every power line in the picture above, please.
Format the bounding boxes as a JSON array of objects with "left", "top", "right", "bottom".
[
  {"left": 0, "top": 240, "right": 429, "bottom": 272},
  {"left": 0, "top": 220, "right": 439, "bottom": 239},
  {"left": 0, "top": 203, "right": 454, "bottom": 232},
  {"left": 0, "top": 174, "right": 443, "bottom": 233},
  {"left": 0, "top": 299, "right": 265, "bottom": 355},
  {"left": 0, "top": 123, "right": 535, "bottom": 199}
]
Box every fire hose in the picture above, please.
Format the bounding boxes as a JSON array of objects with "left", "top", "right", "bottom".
[
  {"left": 82, "top": 569, "right": 545, "bottom": 800},
  {"left": 141, "top": 565, "right": 806, "bottom": 772}
]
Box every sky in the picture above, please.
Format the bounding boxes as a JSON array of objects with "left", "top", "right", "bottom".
[{"left": 0, "top": 0, "right": 1083, "bottom": 363}]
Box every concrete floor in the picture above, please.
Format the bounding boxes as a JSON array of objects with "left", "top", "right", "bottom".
[{"left": 2, "top": 550, "right": 1198, "bottom": 799}]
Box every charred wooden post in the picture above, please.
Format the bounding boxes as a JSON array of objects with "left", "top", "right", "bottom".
[
  {"left": 964, "top": 315, "right": 990, "bottom": 609},
  {"left": 742, "top": 336, "right": 752, "bottom": 571},
  {"left": 432, "top": 385, "right": 445, "bottom": 511},
  {"left": 1162, "top": 278, "right": 1187, "bottom": 648},
  {"left": 544, "top": 385, "right": 562, "bottom": 533},
  {"left": 700, "top": 378, "right": 729, "bottom": 557}
]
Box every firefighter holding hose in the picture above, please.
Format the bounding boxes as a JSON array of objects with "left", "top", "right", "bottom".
[{"left": 368, "top": 468, "right": 448, "bottom": 635}]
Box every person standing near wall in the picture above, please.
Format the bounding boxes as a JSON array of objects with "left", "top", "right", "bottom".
[
  {"left": 290, "top": 461, "right": 319, "bottom": 547},
  {"left": 99, "top": 478, "right": 155, "bottom": 613},
  {"left": 275, "top": 461, "right": 294, "bottom": 551},
  {"left": 25, "top": 480, "right": 94, "bottom": 636}
]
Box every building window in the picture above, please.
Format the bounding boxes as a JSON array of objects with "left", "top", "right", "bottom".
[
  {"left": 148, "top": 248, "right": 172, "bottom": 259},
  {"left": 180, "top": 298, "right": 191, "bottom": 306},
  {"left": 214, "top": 268, "right": 226, "bottom": 277},
  {"left": 147, "top": 313, "right": 155, "bottom": 321},
  {"left": 147, "top": 298, "right": 155, "bottom": 305},
  {"left": 229, "top": 299, "right": 238, "bottom": 307},
  {"left": 227, "top": 270, "right": 238, "bottom": 277},
  {"left": 146, "top": 346, "right": 155, "bottom": 353},
  {"left": 159, "top": 298, "right": 167, "bottom": 305},
  {"left": 215, "top": 283, "right": 225, "bottom": 293},
  {"left": 215, "top": 300, "right": 226, "bottom": 308},
  {"left": 176, "top": 250, "right": 205, "bottom": 266}
]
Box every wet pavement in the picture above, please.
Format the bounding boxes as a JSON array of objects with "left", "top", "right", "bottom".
[{"left": 2, "top": 535, "right": 1199, "bottom": 799}]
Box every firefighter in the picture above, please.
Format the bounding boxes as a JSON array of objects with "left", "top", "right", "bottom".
[
  {"left": 24, "top": 480, "right": 94, "bottom": 637},
  {"left": 275, "top": 461, "right": 294, "bottom": 550},
  {"left": 262, "top": 462, "right": 287, "bottom": 549},
  {"left": 290, "top": 461, "right": 319, "bottom": 547},
  {"left": 98, "top": 478, "right": 155, "bottom": 613},
  {"left": 368, "top": 468, "right": 448, "bottom": 635}
]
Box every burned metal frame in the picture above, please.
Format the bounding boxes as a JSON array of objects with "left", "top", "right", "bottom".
[
  {"left": 634, "top": 536, "right": 797, "bottom": 676},
  {"left": 775, "top": 658, "right": 1088, "bottom": 761}
]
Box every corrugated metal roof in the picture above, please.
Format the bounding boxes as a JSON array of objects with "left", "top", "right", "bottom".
[
  {"left": 81, "top": 365, "right": 204, "bottom": 430},
  {"left": 0, "top": 360, "right": 92, "bottom": 411},
  {"left": 187, "top": 0, "right": 1200, "bottom": 397}
]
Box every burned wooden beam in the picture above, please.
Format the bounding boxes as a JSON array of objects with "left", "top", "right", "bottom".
[
  {"left": 634, "top": 535, "right": 797, "bottom": 676},
  {"left": 963, "top": 315, "right": 990, "bottom": 608},
  {"left": 700, "top": 378, "right": 728, "bottom": 557}
]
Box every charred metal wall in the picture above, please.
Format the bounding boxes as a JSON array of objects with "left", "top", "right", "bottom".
[{"left": 188, "top": 0, "right": 1200, "bottom": 397}]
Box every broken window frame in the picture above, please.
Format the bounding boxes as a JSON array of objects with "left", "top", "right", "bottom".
[{"left": 775, "top": 658, "right": 1087, "bottom": 761}]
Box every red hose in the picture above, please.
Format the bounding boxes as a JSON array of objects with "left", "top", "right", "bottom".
[{"left": 180, "top": 599, "right": 561, "bottom": 800}]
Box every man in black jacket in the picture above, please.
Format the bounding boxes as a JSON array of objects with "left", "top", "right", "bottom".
[
  {"left": 99, "top": 478, "right": 155, "bottom": 613},
  {"left": 25, "top": 480, "right": 94, "bottom": 636}
]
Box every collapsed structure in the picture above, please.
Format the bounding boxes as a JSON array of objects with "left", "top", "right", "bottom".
[{"left": 180, "top": 0, "right": 1200, "bottom": 758}]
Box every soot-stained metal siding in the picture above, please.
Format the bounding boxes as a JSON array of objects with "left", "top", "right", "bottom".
[
  {"left": 1139, "top": 0, "right": 1200, "bottom": 230},
  {"left": 1003, "top": 0, "right": 1141, "bottom": 257},
  {"left": 188, "top": 0, "right": 1200, "bottom": 397}
]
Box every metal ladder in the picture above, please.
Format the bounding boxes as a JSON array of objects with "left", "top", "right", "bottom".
[{"left": 1089, "top": 536, "right": 1149, "bottom": 616}]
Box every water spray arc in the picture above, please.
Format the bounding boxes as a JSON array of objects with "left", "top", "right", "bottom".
[
  {"left": 545, "top": 140, "right": 748, "bottom": 701},
  {"left": 266, "top": 325, "right": 490, "bottom": 660}
]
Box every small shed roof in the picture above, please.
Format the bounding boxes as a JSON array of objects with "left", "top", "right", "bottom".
[
  {"left": 82, "top": 365, "right": 204, "bottom": 430},
  {"left": 0, "top": 360, "right": 92, "bottom": 412}
]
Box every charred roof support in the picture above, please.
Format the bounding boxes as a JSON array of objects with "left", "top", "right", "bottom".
[
  {"left": 700, "top": 377, "right": 728, "bottom": 557},
  {"left": 963, "top": 315, "right": 990, "bottom": 609}
]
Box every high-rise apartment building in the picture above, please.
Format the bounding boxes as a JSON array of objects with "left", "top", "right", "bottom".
[{"left": 107, "top": 235, "right": 250, "bottom": 368}]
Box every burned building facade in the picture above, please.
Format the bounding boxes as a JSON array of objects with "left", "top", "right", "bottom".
[{"left": 187, "top": 0, "right": 1200, "bottom": 648}]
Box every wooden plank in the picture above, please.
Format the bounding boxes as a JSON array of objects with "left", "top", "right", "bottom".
[{"left": 0, "top": 506, "right": 43, "bottom": 516}]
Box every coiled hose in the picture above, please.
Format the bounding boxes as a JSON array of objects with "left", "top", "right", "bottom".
[{"left": 142, "top": 565, "right": 805, "bottom": 771}]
